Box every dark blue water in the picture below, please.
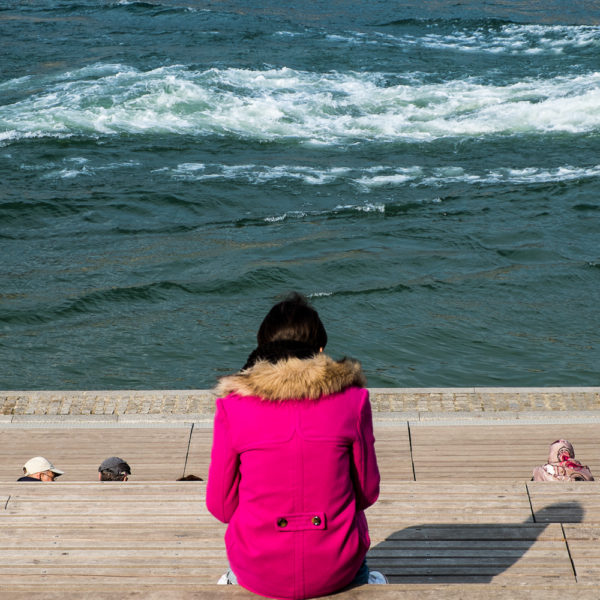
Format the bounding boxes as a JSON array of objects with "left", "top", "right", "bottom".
[{"left": 1, "top": 1, "right": 599, "bottom": 389}]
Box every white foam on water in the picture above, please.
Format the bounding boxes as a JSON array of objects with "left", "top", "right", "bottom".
[
  {"left": 415, "top": 24, "right": 600, "bottom": 54},
  {"left": 57, "top": 169, "right": 87, "bottom": 179},
  {"left": 156, "top": 161, "right": 600, "bottom": 187},
  {"left": 174, "top": 163, "right": 207, "bottom": 173},
  {"left": 264, "top": 211, "right": 307, "bottom": 222},
  {"left": 35, "top": 157, "right": 141, "bottom": 179},
  {"left": 2, "top": 64, "right": 600, "bottom": 144},
  {"left": 264, "top": 214, "right": 288, "bottom": 222},
  {"left": 0, "top": 129, "right": 72, "bottom": 147},
  {"left": 337, "top": 24, "right": 600, "bottom": 55},
  {"left": 0, "top": 75, "right": 32, "bottom": 90},
  {"left": 337, "top": 203, "right": 386, "bottom": 213},
  {"left": 355, "top": 166, "right": 423, "bottom": 187},
  {"left": 264, "top": 202, "right": 386, "bottom": 224},
  {"left": 493, "top": 165, "right": 600, "bottom": 183},
  {"left": 274, "top": 31, "right": 305, "bottom": 38},
  {"left": 419, "top": 165, "right": 600, "bottom": 186},
  {"left": 162, "top": 162, "right": 353, "bottom": 184}
]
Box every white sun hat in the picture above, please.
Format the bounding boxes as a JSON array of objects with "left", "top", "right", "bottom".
[{"left": 23, "top": 456, "right": 64, "bottom": 477}]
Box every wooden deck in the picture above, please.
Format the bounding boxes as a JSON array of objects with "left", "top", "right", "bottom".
[{"left": 2, "top": 417, "right": 600, "bottom": 598}]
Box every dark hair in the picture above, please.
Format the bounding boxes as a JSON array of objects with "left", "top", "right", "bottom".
[
  {"left": 100, "top": 470, "right": 127, "bottom": 481},
  {"left": 99, "top": 462, "right": 131, "bottom": 481},
  {"left": 257, "top": 292, "right": 327, "bottom": 351},
  {"left": 177, "top": 474, "right": 204, "bottom": 481}
]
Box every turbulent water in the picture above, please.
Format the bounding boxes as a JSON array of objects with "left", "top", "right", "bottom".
[{"left": 1, "top": 0, "right": 599, "bottom": 389}]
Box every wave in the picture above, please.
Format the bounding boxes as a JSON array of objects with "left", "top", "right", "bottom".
[
  {"left": 261, "top": 202, "right": 387, "bottom": 224},
  {"left": 157, "top": 162, "right": 600, "bottom": 187},
  {"left": 9, "top": 155, "right": 600, "bottom": 189},
  {"left": 0, "top": 271, "right": 297, "bottom": 325},
  {"left": 355, "top": 22, "right": 600, "bottom": 55},
  {"left": 2, "top": 64, "right": 600, "bottom": 145},
  {"left": 7, "top": 0, "right": 199, "bottom": 16},
  {"left": 0, "top": 280, "right": 195, "bottom": 325}
]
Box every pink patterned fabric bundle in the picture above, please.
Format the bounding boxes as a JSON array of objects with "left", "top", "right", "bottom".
[{"left": 532, "top": 439, "right": 594, "bottom": 481}]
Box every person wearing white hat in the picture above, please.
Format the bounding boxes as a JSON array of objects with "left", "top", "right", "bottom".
[{"left": 18, "top": 456, "right": 64, "bottom": 482}]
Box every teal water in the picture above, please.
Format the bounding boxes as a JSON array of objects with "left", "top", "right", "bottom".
[{"left": 1, "top": 1, "right": 599, "bottom": 389}]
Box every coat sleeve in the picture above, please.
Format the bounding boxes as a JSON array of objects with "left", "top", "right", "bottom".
[
  {"left": 351, "top": 390, "right": 381, "bottom": 511},
  {"left": 206, "top": 397, "right": 241, "bottom": 523}
]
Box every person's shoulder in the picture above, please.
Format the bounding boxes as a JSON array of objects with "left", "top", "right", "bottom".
[
  {"left": 17, "top": 476, "right": 40, "bottom": 482},
  {"left": 216, "top": 391, "right": 265, "bottom": 419},
  {"left": 335, "top": 384, "right": 369, "bottom": 402}
]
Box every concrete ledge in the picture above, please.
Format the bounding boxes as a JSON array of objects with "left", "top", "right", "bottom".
[
  {"left": 409, "top": 410, "right": 600, "bottom": 426},
  {"left": 11, "top": 414, "right": 119, "bottom": 424},
  {"left": 1, "top": 388, "right": 599, "bottom": 420},
  {"left": 369, "top": 387, "right": 600, "bottom": 414},
  {"left": 0, "top": 420, "right": 199, "bottom": 429}
]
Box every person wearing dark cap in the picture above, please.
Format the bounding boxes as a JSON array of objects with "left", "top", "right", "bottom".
[{"left": 98, "top": 457, "right": 131, "bottom": 481}]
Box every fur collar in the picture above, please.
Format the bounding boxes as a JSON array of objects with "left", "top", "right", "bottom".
[{"left": 216, "top": 353, "right": 366, "bottom": 401}]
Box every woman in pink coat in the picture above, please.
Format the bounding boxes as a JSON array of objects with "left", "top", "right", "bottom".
[{"left": 206, "top": 293, "right": 383, "bottom": 599}]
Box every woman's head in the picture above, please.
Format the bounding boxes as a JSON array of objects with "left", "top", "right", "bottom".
[
  {"left": 548, "top": 439, "right": 575, "bottom": 463},
  {"left": 257, "top": 292, "right": 327, "bottom": 352}
]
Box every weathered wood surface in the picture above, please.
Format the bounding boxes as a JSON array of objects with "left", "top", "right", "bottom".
[
  {"left": 369, "top": 483, "right": 532, "bottom": 525},
  {"left": 185, "top": 426, "right": 212, "bottom": 480},
  {"left": 3, "top": 419, "right": 600, "bottom": 596},
  {"left": 410, "top": 423, "right": 600, "bottom": 480},
  {"left": 371, "top": 427, "right": 413, "bottom": 481},
  {"left": 4, "top": 422, "right": 600, "bottom": 483},
  {"left": 2, "top": 482, "right": 600, "bottom": 591},
  {"left": 528, "top": 482, "right": 600, "bottom": 523},
  {"left": 0, "top": 424, "right": 413, "bottom": 483},
  {"left": 1, "top": 583, "right": 599, "bottom": 600},
  {"left": 0, "top": 427, "right": 195, "bottom": 481}
]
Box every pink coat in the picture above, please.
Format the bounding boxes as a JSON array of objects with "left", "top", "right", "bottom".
[{"left": 206, "top": 354, "right": 380, "bottom": 600}]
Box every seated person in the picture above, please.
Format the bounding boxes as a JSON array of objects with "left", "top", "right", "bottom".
[
  {"left": 532, "top": 439, "right": 594, "bottom": 481},
  {"left": 206, "top": 292, "right": 385, "bottom": 598},
  {"left": 98, "top": 456, "right": 131, "bottom": 481},
  {"left": 18, "top": 456, "right": 64, "bottom": 482}
]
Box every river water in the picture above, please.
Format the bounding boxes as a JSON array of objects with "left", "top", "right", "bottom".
[{"left": 1, "top": 0, "right": 599, "bottom": 389}]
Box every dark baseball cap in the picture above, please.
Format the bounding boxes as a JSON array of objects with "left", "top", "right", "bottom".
[{"left": 98, "top": 456, "right": 131, "bottom": 476}]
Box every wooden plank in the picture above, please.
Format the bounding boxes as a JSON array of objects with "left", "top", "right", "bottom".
[
  {"left": 183, "top": 426, "right": 212, "bottom": 480},
  {"left": 0, "top": 526, "right": 226, "bottom": 542},
  {"left": 0, "top": 428, "right": 194, "bottom": 481},
  {"left": 563, "top": 524, "right": 600, "bottom": 540},
  {"left": 1, "top": 583, "right": 599, "bottom": 600},
  {"left": 0, "top": 516, "right": 219, "bottom": 525},
  {"left": 368, "top": 482, "right": 532, "bottom": 525},
  {"left": 367, "top": 521, "right": 572, "bottom": 584},
  {"left": 0, "top": 539, "right": 227, "bottom": 549},
  {"left": 410, "top": 424, "right": 600, "bottom": 481},
  {"left": 373, "top": 426, "right": 413, "bottom": 481},
  {"left": 559, "top": 528, "right": 600, "bottom": 582},
  {"left": 2, "top": 482, "right": 206, "bottom": 497},
  {"left": 0, "top": 422, "right": 415, "bottom": 483},
  {"left": 527, "top": 482, "right": 600, "bottom": 523},
  {"left": 4, "top": 501, "right": 209, "bottom": 515},
  {"left": 369, "top": 539, "right": 566, "bottom": 553},
  {"left": 4, "top": 582, "right": 597, "bottom": 600},
  {"left": 0, "top": 567, "right": 227, "bottom": 577},
  {"left": 187, "top": 425, "right": 414, "bottom": 481},
  {"left": 1, "top": 457, "right": 595, "bottom": 594},
  {"left": 369, "top": 523, "right": 563, "bottom": 543},
  {"left": 0, "top": 545, "right": 566, "bottom": 564}
]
